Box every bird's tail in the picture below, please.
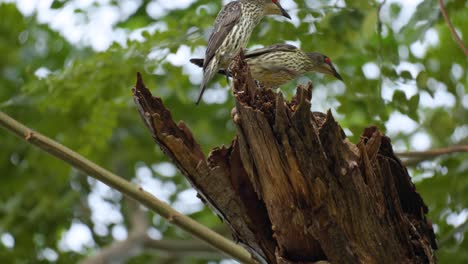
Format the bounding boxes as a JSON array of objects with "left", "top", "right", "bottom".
[
  {"left": 196, "top": 83, "right": 207, "bottom": 105},
  {"left": 196, "top": 59, "right": 219, "bottom": 105}
]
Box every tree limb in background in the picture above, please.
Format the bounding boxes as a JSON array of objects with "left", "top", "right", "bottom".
[
  {"left": 398, "top": 145, "right": 468, "bottom": 158},
  {"left": 80, "top": 199, "right": 148, "bottom": 264},
  {"left": 438, "top": 219, "right": 468, "bottom": 247},
  {"left": 81, "top": 199, "right": 223, "bottom": 264},
  {"left": 143, "top": 239, "right": 224, "bottom": 259},
  {"left": 438, "top": 0, "right": 468, "bottom": 56},
  {"left": 0, "top": 111, "right": 254, "bottom": 264},
  {"left": 398, "top": 145, "right": 468, "bottom": 166}
]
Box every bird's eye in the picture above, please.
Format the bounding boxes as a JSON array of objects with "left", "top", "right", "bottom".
[{"left": 325, "top": 57, "right": 331, "bottom": 64}]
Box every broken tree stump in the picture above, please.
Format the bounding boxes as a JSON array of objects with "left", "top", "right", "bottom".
[{"left": 132, "top": 55, "right": 437, "bottom": 264}]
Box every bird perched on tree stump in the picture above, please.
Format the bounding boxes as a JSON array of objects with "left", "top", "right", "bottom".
[
  {"left": 196, "top": 0, "right": 291, "bottom": 104},
  {"left": 191, "top": 44, "right": 343, "bottom": 88}
]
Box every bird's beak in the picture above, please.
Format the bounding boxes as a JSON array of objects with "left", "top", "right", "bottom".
[
  {"left": 275, "top": 2, "right": 291, "bottom": 19},
  {"left": 323, "top": 62, "right": 343, "bottom": 81},
  {"left": 331, "top": 66, "right": 343, "bottom": 80}
]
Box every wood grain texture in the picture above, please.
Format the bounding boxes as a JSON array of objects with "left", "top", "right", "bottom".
[{"left": 133, "top": 53, "right": 436, "bottom": 263}]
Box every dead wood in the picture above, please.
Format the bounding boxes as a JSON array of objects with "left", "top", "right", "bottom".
[{"left": 132, "top": 54, "right": 437, "bottom": 264}]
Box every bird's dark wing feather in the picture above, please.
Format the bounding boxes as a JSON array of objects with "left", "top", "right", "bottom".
[
  {"left": 203, "top": 1, "right": 242, "bottom": 70},
  {"left": 245, "top": 44, "right": 298, "bottom": 58},
  {"left": 190, "top": 58, "right": 230, "bottom": 76},
  {"left": 189, "top": 58, "right": 204, "bottom": 67}
]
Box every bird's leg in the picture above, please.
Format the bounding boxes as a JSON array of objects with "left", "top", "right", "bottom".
[
  {"left": 225, "top": 73, "right": 231, "bottom": 85},
  {"left": 254, "top": 80, "right": 262, "bottom": 88},
  {"left": 225, "top": 65, "right": 233, "bottom": 84}
]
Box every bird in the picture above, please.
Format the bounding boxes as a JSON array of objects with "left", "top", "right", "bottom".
[
  {"left": 196, "top": 0, "right": 291, "bottom": 104},
  {"left": 190, "top": 44, "right": 343, "bottom": 88}
]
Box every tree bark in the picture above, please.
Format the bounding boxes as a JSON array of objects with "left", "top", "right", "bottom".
[{"left": 132, "top": 54, "right": 437, "bottom": 264}]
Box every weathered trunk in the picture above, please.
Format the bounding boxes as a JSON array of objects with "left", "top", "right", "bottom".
[{"left": 132, "top": 54, "right": 437, "bottom": 263}]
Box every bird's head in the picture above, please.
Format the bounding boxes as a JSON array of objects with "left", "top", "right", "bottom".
[
  {"left": 306, "top": 52, "right": 343, "bottom": 80},
  {"left": 263, "top": 0, "right": 291, "bottom": 19}
]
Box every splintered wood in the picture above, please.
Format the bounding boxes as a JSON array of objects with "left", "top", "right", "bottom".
[{"left": 133, "top": 54, "right": 436, "bottom": 264}]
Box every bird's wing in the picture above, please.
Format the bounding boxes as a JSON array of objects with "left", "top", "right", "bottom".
[
  {"left": 190, "top": 58, "right": 230, "bottom": 76},
  {"left": 260, "top": 65, "right": 300, "bottom": 77},
  {"left": 245, "top": 44, "right": 298, "bottom": 58},
  {"left": 189, "top": 58, "right": 204, "bottom": 67},
  {"left": 203, "top": 1, "right": 242, "bottom": 70}
]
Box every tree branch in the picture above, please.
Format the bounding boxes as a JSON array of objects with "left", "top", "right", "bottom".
[
  {"left": 438, "top": 0, "right": 468, "bottom": 56},
  {"left": 397, "top": 145, "right": 468, "bottom": 158},
  {"left": 142, "top": 238, "right": 224, "bottom": 258},
  {"left": 438, "top": 219, "right": 468, "bottom": 247},
  {"left": 397, "top": 145, "right": 468, "bottom": 166},
  {"left": 80, "top": 199, "right": 148, "bottom": 264},
  {"left": 81, "top": 199, "right": 224, "bottom": 263},
  {"left": 0, "top": 111, "right": 254, "bottom": 264}
]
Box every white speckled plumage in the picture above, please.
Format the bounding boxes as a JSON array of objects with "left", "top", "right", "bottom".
[
  {"left": 196, "top": 0, "right": 291, "bottom": 104},
  {"left": 190, "top": 44, "right": 343, "bottom": 88}
]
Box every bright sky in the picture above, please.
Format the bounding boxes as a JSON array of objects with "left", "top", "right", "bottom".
[{"left": 1, "top": 0, "right": 463, "bottom": 261}]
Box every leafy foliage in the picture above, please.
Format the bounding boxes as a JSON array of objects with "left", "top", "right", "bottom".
[{"left": 0, "top": 0, "right": 467, "bottom": 263}]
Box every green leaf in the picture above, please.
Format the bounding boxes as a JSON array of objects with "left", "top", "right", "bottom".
[
  {"left": 392, "top": 89, "right": 407, "bottom": 105},
  {"left": 1, "top": 1, "right": 467, "bottom": 263},
  {"left": 408, "top": 94, "right": 420, "bottom": 122},
  {"left": 50, "top": 0, "right": 65, "bottom": 9},
  {"left": 389, "top": 3, "right": 402, "bottom": 19},
  {"left": 400, "top": 70, "right": 413, "bottom": 80}
]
